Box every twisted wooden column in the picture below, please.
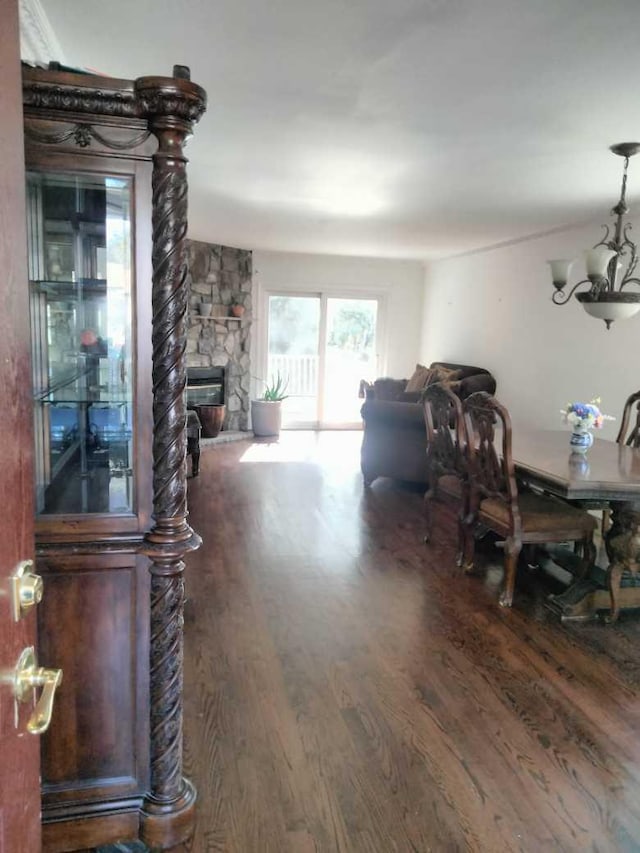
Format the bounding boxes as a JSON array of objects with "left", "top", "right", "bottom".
[{"left": 137, "top": 67, "right": 206, "bottom": 850}]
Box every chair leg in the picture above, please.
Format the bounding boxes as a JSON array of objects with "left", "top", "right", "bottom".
[
  {"left": 499, "top": 539, "right": 521, "bottom": 608},
  {"left": 423, "top": 485, "right": 435, "bottom": 544},
  {"left": 455, "top": 510, "right": 465, "bottom": 567},
  {"left": 524, "top": 543, "right": 540, "bottom": 570},
  {"left": 186, "top": 434, "right": 200, "bottom": 478},
  {"left": 577, "top": 535, "right": 596, "bottom": 580},
  {"left": 605, "top": 560, "right": 624, "bottom": 624},
  {"left": 462, "top": 514, "right": 476, "bottom": 573}
]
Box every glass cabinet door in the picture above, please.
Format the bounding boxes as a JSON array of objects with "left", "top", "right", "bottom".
[{"left": 26, "top": 172, "right": 134, "bottom": 516}]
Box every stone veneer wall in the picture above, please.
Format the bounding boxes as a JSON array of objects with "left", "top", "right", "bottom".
[{"left": 187, "top": 241, "right": 252, "bottom": 431}]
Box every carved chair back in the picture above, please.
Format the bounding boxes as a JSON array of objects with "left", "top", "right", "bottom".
[
  {"left": 463, "top": 392, "right": 521, "bottom": 532},
  {"left": 423, "top": 383, "right": 466, "bottom": 480},
  {"left": 616, "top": 390, "right": 640, "bottom": 447}
]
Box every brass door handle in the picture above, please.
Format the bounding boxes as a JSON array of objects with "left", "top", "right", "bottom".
[{"left": 3, "top": 646, "right": 63, "bottom": 735}]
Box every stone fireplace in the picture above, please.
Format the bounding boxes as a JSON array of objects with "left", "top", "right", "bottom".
[{"left": 186, "top": 240, "right": 252, "bottom": 431}]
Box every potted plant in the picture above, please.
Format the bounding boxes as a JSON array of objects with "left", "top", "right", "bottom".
[{"left": 251, "top": 372, "right": 288, "bottom": 437}]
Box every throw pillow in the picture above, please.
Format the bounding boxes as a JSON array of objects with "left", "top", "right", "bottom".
[
  {"left": 425, "top": 366, "right": 462, "bottom": 387},
  {"left": 405, "top": 363, "right": 432, "bottom": 393}
]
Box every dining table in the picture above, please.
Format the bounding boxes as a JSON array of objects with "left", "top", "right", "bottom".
[{"left": 508, "top": 428, "right": 640, "bottom": 622}]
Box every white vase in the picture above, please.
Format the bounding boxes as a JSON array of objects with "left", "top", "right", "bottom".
[
  {"left": 251, "top": 399, "right": 282, "bottom": 437},
  {"left": 569, "top": 426, "right": 594, "bottom": 454}
]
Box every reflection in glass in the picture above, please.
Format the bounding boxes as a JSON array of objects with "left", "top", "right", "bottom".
[{"left": 27, "top": 172, "right": 134, "bottom": 515}]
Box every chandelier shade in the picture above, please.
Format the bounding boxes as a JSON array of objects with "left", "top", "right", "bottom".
[
  {"left": 548, "top": 259, "right": 573, "bottom": 289},
  {"left": 584, "top": 247, "right": 618, "bottom": 280},
  {"left": 548, "top": 142, "right": 640, "bottom": 329}
]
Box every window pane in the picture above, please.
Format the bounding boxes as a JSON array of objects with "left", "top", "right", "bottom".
[
  {"left": 267, "top": 295, "right": 320, "bottom": 426},
  {"left": 324, "top": 298, "right": 378, "bottom": 424}
]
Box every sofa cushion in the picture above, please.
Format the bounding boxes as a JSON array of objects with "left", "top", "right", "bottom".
[
  {"left": 458, "top": 372, "right": 497, "bottom": 398},
  {"left": 399, "top": 390, "right": 422, "bottom": 403},
  {"left": 360, "top": 399, "right": 427, "bottom": 429},
  {"left": 371, "top": 377, "right": 408, "bottom": 401}
]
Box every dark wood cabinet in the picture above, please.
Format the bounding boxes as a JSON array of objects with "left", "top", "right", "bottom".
[{"left": 22, "top": 64, "right": 206, "bottom": 851}]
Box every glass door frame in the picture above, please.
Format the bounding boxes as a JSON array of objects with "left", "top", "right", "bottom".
[
  {"left": 25, "top": 153, "right": 153, "bottom": 539},
  {"left": 256, "top": 286, "right": 387, "bottom": 430}
]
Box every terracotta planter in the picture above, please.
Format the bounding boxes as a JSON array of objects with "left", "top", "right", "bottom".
[
  {"left": 194, "top": 404, "right": 225, "bottom": 438},
  {"left": 230, "top": 304, "right": 245, "bottom": 318},
  {"left": 251, "top": 399, "right": 282, "bottom": 437}
]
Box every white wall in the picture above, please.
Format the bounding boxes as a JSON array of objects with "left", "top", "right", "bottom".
[
  {"left": 253, "top": 250, "right": 424, "bottom": 384},
  {"left": 420, "top": 220, "right": 640, "bottom": 440}
]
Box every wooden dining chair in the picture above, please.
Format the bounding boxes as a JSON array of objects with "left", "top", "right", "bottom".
[
  {"left": 617, "top": 390, "right": 640, "bottom": 447},
  {"left": 590, "top": 389, "right": 640, "bottom": 535},
  {"left": 463, "top": 392, "right": 597, "bottom": 608},
  {"left": 423, "top": 383, "right": 468, "bottom": 565}
]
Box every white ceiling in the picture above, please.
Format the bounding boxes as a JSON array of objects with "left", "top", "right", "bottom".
[{"left": 38, "top": 0, "right": 640, "bottom": 260}]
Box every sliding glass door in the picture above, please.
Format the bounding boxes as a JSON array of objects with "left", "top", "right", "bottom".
[
  {"left": 266, "top": 293, "right": 380, "bottom": 428},
  {"left": 323, "top": 297, "right": 378, "bottom": 425},
  {"left": 267, "top": 294, "right": 320, "bottom": 426}
]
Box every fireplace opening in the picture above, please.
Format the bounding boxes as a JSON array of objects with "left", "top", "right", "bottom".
[{"left": 187, "top": 366, "right": 225, "bottom": 437}]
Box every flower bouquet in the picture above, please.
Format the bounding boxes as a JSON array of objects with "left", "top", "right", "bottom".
[{"left": 561, "top": 397, "right": 614, "bottom": 453}]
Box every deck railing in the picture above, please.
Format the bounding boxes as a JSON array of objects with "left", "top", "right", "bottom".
[{"left": 267, "top": 354, "right": 318, "bottom": 397}]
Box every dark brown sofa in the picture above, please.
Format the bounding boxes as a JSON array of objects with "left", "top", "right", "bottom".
[{"left": 360, "top": 361, "right": 496, "bottom": 485}]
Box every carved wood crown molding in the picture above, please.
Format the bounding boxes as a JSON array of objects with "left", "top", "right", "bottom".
[
  {"left": 135, "top": 77, "right": 207, "bottom": 125},
  {"left": 23, "top": 80, "right": 139, "bottom": 117},
  {"left": 23, "top": 122, "right": 151, "bottom": 151},
  {"left": 23, "top": 71, "right": 207, "bottom": 127}
]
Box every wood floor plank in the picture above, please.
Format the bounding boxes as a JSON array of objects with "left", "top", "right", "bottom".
[{"left": 175, "top": 432, "right": 640, "bottom": 853}]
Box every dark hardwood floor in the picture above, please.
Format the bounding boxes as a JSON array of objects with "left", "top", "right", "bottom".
[{"left": 172, "top": 431, "right": 640, "bottom": 852}]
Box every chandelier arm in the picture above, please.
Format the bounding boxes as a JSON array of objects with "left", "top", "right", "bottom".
[
  {"left": 594, "top": 224, "right": 612, "bottom": 250},
  {"left": 551, "top": 278, "right": 591, "bottom": 305},
  {"left": 620, "top": 223, "right": 638, "bottom": 284},
  {"left": 619, "top": 278, "right": 640, "bottom": 291}
]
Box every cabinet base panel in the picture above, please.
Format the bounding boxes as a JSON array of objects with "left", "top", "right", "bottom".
[{"left": 42, "top": 807, "right": 140, "bottom": 853}]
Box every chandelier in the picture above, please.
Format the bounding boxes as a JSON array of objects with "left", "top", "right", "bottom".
[{"left": 548, "top": 142, "right": 640, "bottom": 329}]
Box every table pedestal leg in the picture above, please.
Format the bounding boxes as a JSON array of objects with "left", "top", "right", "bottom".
[
  {"left": 603, "top": 502, "right": 640, "bottom": 623},
  {"left": 546, "top": 501, "right": 640, "bottom": 622}
]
